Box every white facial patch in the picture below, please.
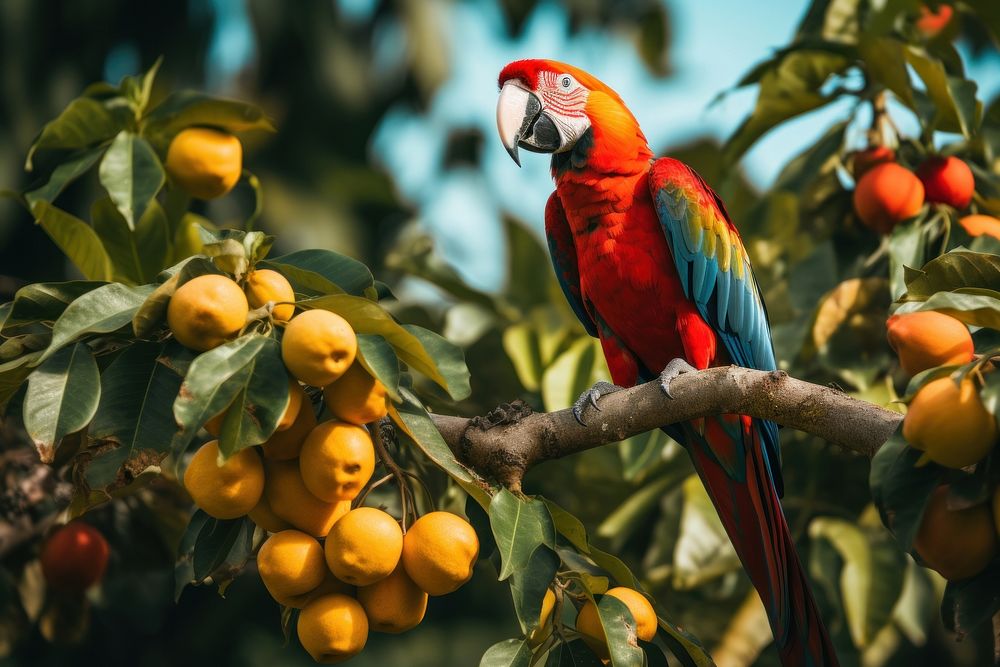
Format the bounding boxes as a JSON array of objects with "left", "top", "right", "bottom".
[{"left": 537, "top": 71, "right": 591, "bottom": 153}]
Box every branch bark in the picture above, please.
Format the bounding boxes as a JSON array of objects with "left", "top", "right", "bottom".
[{"left": 431, "top": 365, "right": 902, "bottom": 490}]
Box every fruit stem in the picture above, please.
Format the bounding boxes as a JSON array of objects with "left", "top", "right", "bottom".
[
  {"left": 353, "top": 473, "right": 394, "bottom": 508},
  {"left": 370, "top": 418, "right": 416, "bottom": 533}
]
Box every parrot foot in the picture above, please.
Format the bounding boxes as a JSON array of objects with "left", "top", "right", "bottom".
[
  {"left": 470, "top": 400, "right": 534, "bottom": 431},
  {"left": 571, "top": 381, "right": 624, "bottom": 426},
  {"left": 658, "top": 358, "right": 697, "bottom": 398}
]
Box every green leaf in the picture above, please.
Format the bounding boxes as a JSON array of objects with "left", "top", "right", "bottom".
[
  {"left": 175, "top": 511, "right": 211, "bottom": 600},
  {"left": 25, "top": 146, "right": 105, "bottom": 207},
  {"left": 0, "top": 352, "right": 43, "bottom": 414},
  {"left": 489, "top": 489, "right": 556, "bottom": 581},
  {"left": 858, "top": 36, "right": 914, "bottom": 108},
  {"left": 2, "top": 281, "right": 105, "bottom": 334},
  {"left": 215, "top": 338, "right": 290, "bottom": 458},
  {"left": 26, "top": 97, "right": 128, "bottom": 170},
  {"left": 143, "top": 91, "right": 275, "bottom": 149},
  {"left": 869, "top": 432, "right": 942, "bottom": 550},
  {"left": 356, "top": 334, "right": 401, "bottom": 401},
  {"left": 905, "top": 47, "right": 982, "bottom": 136},
  {"left": 98, "top": 131, "right": 165, "bottom": 229},
  {"left": 402, "top": 324, "right": 471, "bottom": 401},
  {"left": 31, "top": 201, "right": 113, "bottom": 281},
  {"left": 545, "top": 640, "right": 604, "bottom": 666},
  {"left": 888, "top": 219, "right": 929, "bottom": 300},
  {"left": 724, "top": 50, "right": 851, "bottom": 162},
  {"left": 901, "top": 250, "right": 1000, "bottom": 299},
  {"left": 172, "top": 335, "right": 270, "bottom": 451},
  {"left": 479, "top": 639, "right": 532, "bottom": 667},
  {"left": 541, "top": 337, "right": 604, "bottom": 412},
  {"left": 92, "top": 197, "right": 171, "bottom": 284},
  {"left": 509, "top": 545, "right": 558, "bottom": 633},
  {"left": 808, "top": 516, "right": 906, "bottom": 648},
  {"left": 940, "top": 560, "right": 1000, "bottom": 637},
  {"left": 132, "top": 256, "right": 220, "bottom": 338},
  {"left": 191, "top": 516, "right": 254, "bottom": 583},
  {"left": 89, "top": 342, "right": 185, "bottom": 458},
  {"left": 594, "top": 594, "right": 647, "bottom": 667},
  {"left": 905, "top": 290, "right": 1000, "bottom": 329},
  {"left": 23, "top": 343, "right": 100, "bottom": 463},
  {"left": 41, "top": 283, "right": 154, "bottom": 362},
  {"left": 301, "top": 295, "right": 466, "bottom": 399},
  {"left": 261, "top": 249, "right": 374, "bottom": 296}
]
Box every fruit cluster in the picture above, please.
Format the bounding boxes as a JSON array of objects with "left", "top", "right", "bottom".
[
  {"left": 886, "top": 311, "right": 999, "bottom": 581},
  {"left": 168, "top": 267, "right": 480, "bottom": 663}
]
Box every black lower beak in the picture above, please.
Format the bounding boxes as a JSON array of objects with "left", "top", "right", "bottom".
[{"left": 520, "top": 112, "right": 561, "bottom": 154}]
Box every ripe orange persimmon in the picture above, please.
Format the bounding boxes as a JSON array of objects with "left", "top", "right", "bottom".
[
  {"left": 959, "top": 214, "right": 1000, "bottom": 241},
  {"left": 914, "top": 486, "right": 997, "bottom": 580},
  {"left": 853, "top": 163, "right": 925, "bottom": 233},
  {"left": 886, "top": 311, "right": 973, "bottom": 376},
  {"left": 40, "top": 522, "right": 110, "bottom": 592},
  {"left": 917, "top": 156, "right": 974, "bottom": 209}
]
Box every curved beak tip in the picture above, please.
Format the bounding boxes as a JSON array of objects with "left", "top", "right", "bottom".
[{"left": 505, "top": 142, "right": 521, "bottom": 167}]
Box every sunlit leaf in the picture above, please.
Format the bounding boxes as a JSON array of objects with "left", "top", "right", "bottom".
[
  {"left": 489, "top": 489, "right": 556, "bottom": 581},
  {"left": 40, "top": 282, "right": 154, "bottom": 362},
  {"left": 356, "top": 334, "right": 401, "bottom": 401},
  {"left": 25, "top": 97, "right": 128, "bottom": 170},
  {"left": 98, "top": 131, "right": 165, "bottom": 229},
  {"left": 31, "top": 201, "right": 113, "bottom": 282},
  {"left": 479, "top": 639, "right": 531, "bottom": 667},
  {"left": 261, "top": 249, "right": 373, "bottom": 296}
]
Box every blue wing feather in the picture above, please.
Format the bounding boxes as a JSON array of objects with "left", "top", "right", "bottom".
[{"left": 544, "top": 193, "right": 598, "bottom": 338}]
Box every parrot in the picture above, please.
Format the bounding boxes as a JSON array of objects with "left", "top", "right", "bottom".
[{"left": 496, "top": 59, "right": 839, "bottom": 667}]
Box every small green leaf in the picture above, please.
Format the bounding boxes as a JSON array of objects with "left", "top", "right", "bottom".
[
  {"left": 544, "top": 640, "right": 604, "bottom": 666},
  {"left": 23, "top": 343, "right": 100, "bottom": 463},
  {"left": 0, "top": 352, "right": 43, "bottom": 413},
  {"left": 869, "top": 432, "right": 942, "bottom": 550},
  {"left": 905, "top": 47, "right": 982, "bottom": 136},
  {"left": 489, "top": 489, "right": 556, "bottom": 581},
  {"left": 143, "top": 91, "right": 275, "bottom": 149},
  {"left": 541, "top": 337, "right": 604, "bottom": 412},
  {"left": 92, "top": 197, "right": 171, "bottom": 284},
  {"left": 31, "top": 201, "right": 113, "bottom": 281},
  {"left": 191, "top": 516, "right": 254, "bottom": 583},
  {"left": 402, "top": 324, "right": 471, "bottom": 401},
  {"left": 175, "top": 511, "right": 211, "bottom": 600},
  {"left": 261, "top": 249, "right": 374, "bottom": 296},
  {"left": 25, "top": 146, "right": 105, "bottom": 207},
  {"left": 26, "top": 97, "right": 128, "bottom": 170},
  {"left": 98, "top": 131, "right": 165, "bottom": 229},
  {"left": 940, "top": 560, "right": 1000, "bottom": 637},
  {"left": 858, "top": 36, "right": 915, "bottom": 108},
  {"left": 904, "top": 290, "right": 1000, "bottom": 329},
  {"left": 479, "top": 639, "right": 532, "bottom": 667},
  {"left": 356, "top": 334, "right": 401, "bottom": 401},
  {"left": 594, "top": 594, "right": 647, "bottom": 667},
  {"left": 902, "top": 250, "right": 1000, "bottom": 299},
  {"left": 216, "top": 338, "right": 290, "bottom": 458},
  {"left": 41, "top": 283, "right": 154, "bottom": 362},
  {"left": 509, "top": 545, "right": 558, "bottom": 633},
  {"left": 2, "top": 281, "right": 105, "bottom": 334}
]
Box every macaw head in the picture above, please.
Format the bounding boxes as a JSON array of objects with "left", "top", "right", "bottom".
[{"left": 496, "top": 59, "right": 648, "bottom": 169}]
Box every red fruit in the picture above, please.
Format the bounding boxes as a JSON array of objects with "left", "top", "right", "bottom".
[
  {"left": 916, "top": 5, "right": 954, "bottom": 37},
  {"left": 917, "top": 156, "right": 974, "bottom": 209},
  {"left": 853, "top": 163, "right": 925, "bottom": 233},
  {"left": 40, "top": 522, "right": 110, "bottom": 592},
  {"left": 852, "top": 146, "right": 896, "bottom": 179}
]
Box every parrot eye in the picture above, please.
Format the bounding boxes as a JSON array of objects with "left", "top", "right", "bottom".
[{"left": 561, "top": 76, "right": 572, "bottom": 89}]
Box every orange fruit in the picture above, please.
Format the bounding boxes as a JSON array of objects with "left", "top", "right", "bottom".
[
  {"left": 886, "top": 311, "right": 973, "bottom": 376},
  {"left": 262, "top": 395, "right": 317, "bottom": 461},
  {"left": 165, "top": 127, "right": 242, "bottom": 200},
  {"left": 248, "top": 493, "right": 291, "bottom": 533},
  {"left": 853, "top": 163, "right": 925, "bottom": 233},
  {"left": 917, "top": 156, "right": 974, "bottom": 209},
  {"left": 264, "top": 459, "right": 351, "bottom": 537},
  {"left": 401, "top": 511, "right": 479, "bottom": 596},
  {"left": 183, "top": 440, "right": 264, "bottom": 519},
  {"left": 281, "top": 309, "right": 358, "bottom": 387},
  {"left": 851, "top": 146, "right": 895, "bottom": 179},
  {"left": 916, "top": 4, "right": 954, "bottom": 37},
  {"left": 357, "top": 564, "right": 428, "bottom": 633},
  {"left": 323, "top": 362, "right": 389, "bottom": 425},
  {"left": 257, "top": 530, "right": 328, "bottom": 608},
  {"left": 299, "top": 420, "right": 375, "bottom": 502},
  {"left": 903, "top": 376, "right": 998, "bottom": 468},
  {"left": 959, "top": 214, "right": 1000, "bottom": 241},
  {"left": 325, "top": 507, "right": 402, "bottom": 586},
  {"left": 297, "top": 594, "right": 368, "bottom": 664},
  {"left": 245, "top": 269, "right": 296, "bottom": 322},
  {"left": 167, "top": 275, "right": 248, "bottom": 352},
  {"left": 527, "top": 588, "right": 557, "bottom": 646},
  {"left": 914, "top": 486, "right": 997, "bottom": 580},
  {"left": 205, "top": 378, "right": 305, "bottom": 437},
  {"left": 40, "top": 522, "right": 109, "bottom": 592},
  {"left": 576, "top": 587, "right": 657, "bottom": 660}
]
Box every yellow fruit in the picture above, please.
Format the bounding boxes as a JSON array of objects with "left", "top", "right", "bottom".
[
  {"left": 167, "top": 275, "right": 249, "bottom": 352},
  {"left": 401, "top": 511, "right": 479, "bottom": 596},
  {"left": 264, "top": 459, "right": 351, "bottom": 537},
  {"left": 262, "top": 397, "right": 317, "bottom": 460},
  {"left": 248, "top": 493, "right": 291, "bottom": 533},
  {"left": 357, "top": 564, "right": 427, "bottom": 633},
  {"left": 245, "top": 269, "right": 296, "bottom": 322},
  {"left": 914, "top": 486, "right": 998, "bottom": 580},
  {"left": 183, "top": 440, "right": 263, "bottom": 519},
  {"left": 297, "top": 593, "right": 368, "bottom": 664},
  {"left": 257, "top": 530, "right": 327, "bottom": 608},
  {"left": 204, "top": 378, "right": 304, "bottom": 437},
  {"left": 281, "top": 310, "right": 358, "bottom": 387},
  {"left": 299, "top": 420, "right": 375, "bottom": 502},
  {"left": 903, "top": 377, "right": 998, "bottom": 468},
  {"left": 165, "top": 127, "right": 243, "bottom": 200},
  {"left": 325, "top": 507, "right": 402, "bottom": 586},
  {"left": 886, "top": 311, "right": 974, "bottom": 377},
  {"left": 576, "top": 587, "right": 657, "bottom": 660},
  {"left": 527, "top": 588, "right": 557, "bottom": 646},
  {"left": 323, "top": 362, "right": 390, "bottom": 425}
]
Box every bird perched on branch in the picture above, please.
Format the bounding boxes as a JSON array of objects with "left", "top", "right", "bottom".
[{"left": 496, "top": 59, "right": 839, "bottom": 667}]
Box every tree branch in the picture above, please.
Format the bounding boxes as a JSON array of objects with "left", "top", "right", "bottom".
[{"left": 431, "top": 366, "right": 902, "bottom": 490}]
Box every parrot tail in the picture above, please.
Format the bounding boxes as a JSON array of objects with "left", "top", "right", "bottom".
[{"left": 682, "top": 415, "right": 840, "bottom": 667}]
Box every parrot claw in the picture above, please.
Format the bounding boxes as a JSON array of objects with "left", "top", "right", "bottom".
[
  {"left": 658, "top": 358, "right": 697, "bottom": 398},
  {"left": 571, "top": 381, "right": 623, "bottom": 426}
]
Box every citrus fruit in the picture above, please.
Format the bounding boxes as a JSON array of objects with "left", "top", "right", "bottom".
[
  {"left": 903, "top": 376, "right": 997, "bottom": 468},
  {"left": 323, "top": 362, "right": 389, "bottom": 426},
  {"left": 167, "top": 274, "right": 248, "bottom": 352},
  {"left": 886, "top": 311, "right": 973, "bottom": 376},
  {"left": 248, "top": 493, "right": 291, "bottom": 533},
  {"left": 357, "top": 564, "right": 428, "bottom": 633},
  {"left": 324, "top": 507, "right": 402, "bottom": 586},
  {"left": 262, "top": 396, "right": 317, "bottom": 460},
  {"left": 401, "top": 511, "right": 479, "bottom": 596},
  {"left": 299, "top": 420, "right": 375, "bottom": 502},
  {"left": 245, "top": 269, "right": 296, "bottom": 322},
  {"left": 281, "top": 309, "right": 358, "bottom": 387},
  {"left": 576, "top": 587, "right": 657, "bottom": 660},
  {"left": 165, "top": 127, "right": 243, "bottom": 200},
  {"left": 183, "top": 440, "right": 264, "bottom": 519},
  {"left": 257, "top": 530, "right": 328, "bottom": 608},
  {"left": 40, "top": 522, "right": 110, "bottom": 592},
  {"left": 264, "top": 459, "right": 350, "bottom": 537},
  {"left": 297, "top": 593, "right": 368, "bottom": 664}
]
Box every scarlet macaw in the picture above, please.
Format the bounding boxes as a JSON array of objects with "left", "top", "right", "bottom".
[{"left": 496, "top": 60, "right": 839, "bottom": 667}]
